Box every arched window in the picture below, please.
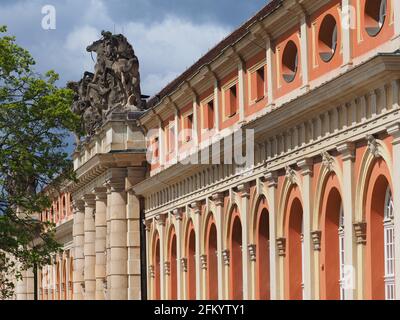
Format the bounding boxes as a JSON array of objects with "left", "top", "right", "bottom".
[
  {"left": 187, "top": 226, "right": 196, "bottom": 300},
  {"left": 384, "top": 187, "right": 395, "bottom": 300},
  {"left": 338, "top": 206, "right": 345, "bottom": 300},
  {"left": 256, "top": 204, "right": 270, "bottom": 300},
  {"left": 169, "top": 230, "right": 178, "bottom": 300},
  {"left": 230, "top": 215, "right": 243, "bottom": 300},
  {"left": 286, "top": 195, "right": 304, "bottom": 300},
  {"left": 153, "top": 235, "right": 161, "bottom": 300},
  {"left": 206, "top": 220, "right": 218, "bottom": 300}
]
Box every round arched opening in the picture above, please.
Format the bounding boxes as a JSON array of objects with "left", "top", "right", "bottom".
[
  {"left": 187, "top": 227, "right": 196, "bottom": 300},
  {"left": 364, "top": 0, "right": 387, "bottom": 37},
  {"left": 318, "top": 14, "right": 338, "bottom": 62},
  {"left": 207, "top": 222, "right": 218, "bottom": 300},
  {"left": 257, "top": 207, "right": 270, "bottom": 300},
  {"left": 287, "top": 197, "right": 303, "bottom": 300},
  {"left": 154, "top": 236, "right": 161, "bottom": 300},
  {"left": 231, "top": 214, "right": 243, "bottom": 300},
  {"left": 169, "top": 232, "right": 177, "bottom": 300},
  {"left": 282, "top": 40, "right": 299, "bottom": 83}
]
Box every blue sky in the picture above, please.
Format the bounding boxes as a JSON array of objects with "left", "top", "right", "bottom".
[
  {"left": 1, "top": 0, "right": 269, "bottom": 95},
  {"left": 0, "top": 0, "right": 269, "bottom": 153}
]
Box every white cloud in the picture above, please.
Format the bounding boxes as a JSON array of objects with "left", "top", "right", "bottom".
[{"left": 1, "top": 0, "right": 231, "bottom": 96}]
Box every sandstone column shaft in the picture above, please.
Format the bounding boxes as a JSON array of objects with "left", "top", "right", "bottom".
[
  {"left": 72, "top": 200, "right": 85, "bottom": 300},
  {"left": 83, "top": 194, "right": 96, "bottom": 300},
  {"left": 94, "top": 188, "right": 107, "bottom": 300}
]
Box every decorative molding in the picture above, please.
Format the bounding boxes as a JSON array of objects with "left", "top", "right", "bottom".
[
  {"left": 276, "top": 237, "right": 286, "bottom": 257},
  {"left": 155, "top": 213, "right": 167, "bottom": 226},
  {"left": 72, "top": 200, "right": 85, "bottom": 213},
  {"left": 143, "top": 219, "right": 151, "bottom": 232},
  {"left": 200, "top": 255, "right": 207, "bottom": 270},
  {"left": 172, "top": 208, "right": 183, "bottom": 221},
  {"left": 297, "top": 158, "right": 313, "bottom": 176},
  {"left": 236, "top": 183, "right": 250, "bottom": 198},
  {"left": 311, "top": 230, "right": 322, "bottom": 251},
  {"left": 337, "top": 142, "right": 355, "bottom": 161},
  {"left": 164, "top": 261, "right": 170, "bottom": 276},
  {"left": 211, "top": 192, "right": 224, "bottom": 207},
  {"left": 285, "top": 165, "right": 296, "bottom": 184},
  {"left": 222, "top": 249, "right": 230, "bottom": 266},
  {"left": 321, "top": 151, "right": 334, "bottom": 173},
  {"left": 264, "top": 171, "right": 278, "bottom": 188},
  {"left": 181, "top": 258, "right": 188, "bottom": 272},
  {"left": 387, "top": 122, "right": 400, "bottom": 144},
  {"left": 353, "top": 222, "right": 367, "bottom": 245},
  {"left": 190, "top": 201, "right": 201, "bottom": 215},
  {"left": 366, "top": 134, "right": 381, "bottom": 158},
  {"left": 248, "top": 244, "right": 256, "bottom": 262},
  {"left": 148, "top": 265, "right": 155, "bottom": 278}
]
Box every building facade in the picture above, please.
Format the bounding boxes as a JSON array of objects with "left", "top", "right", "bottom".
[{"left": 14, "top": 0, "right": 400, "bottom": 300}]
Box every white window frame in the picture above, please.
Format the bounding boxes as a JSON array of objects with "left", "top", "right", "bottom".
[{"left": 384, "top": 187, "right": 395, "bottom": 300}]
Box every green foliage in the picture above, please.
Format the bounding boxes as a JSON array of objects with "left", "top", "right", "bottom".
[{"left": 0, "top": 25, "right": 78, "bottom": 299}]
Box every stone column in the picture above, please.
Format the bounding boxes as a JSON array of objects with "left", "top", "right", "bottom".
[
  {"left": 72, "top": 199, "right": 85, "bottom": 300},
  {"left": 107, "top": 172, "right": 128, "bottom": 300},
  {"left": 83, "top": 194, "right": 96, "bottom": 300},
  {"left": 172, "top": 209, "right": 183, "bottom": 299},
  {"left": 297, "top": 159, "right": 314, "bottom": 299},
  {"left": 127, "top": 189, "right": 142, "bottom": 300},
  {"left": 265, "top": 172, "right": 279, "bottom": 299},
  {"left": 93, "top": 187, "right": 107, "bottom": 300},
  {"left": 105, "top": 184, "right": 111, "bottom": 299},
  {"left": 238, "top": 183, "right": 251, "bottom": 299},
  {"left": 212, "top": 193, "right": 225, "bottom": 300},
  {"left": 387, "top": 123, "right": 400, "bottom": 299},
  {"left": 337, "top": 142, "right": 356, "bottom": 300}
]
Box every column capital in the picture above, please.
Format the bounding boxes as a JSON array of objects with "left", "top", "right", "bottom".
[
  {"left": 164, "top": 261, "right": 171, "bottom": 276},
  {"left": 105, "top": 177, "right": 125, "bottom": 193},
  {"left": 72, "top": 199, "right": 85, "bottom": 213},
  {"left": 82, "top": 194, "right": 96, "bottom": 207},
  {"left": 143, "top": 219, "right": 152, "bottom": 232},
  {"left": 200, "top": 255, "right": 207, "bottom": 270},
  {"left": 353, "top": 222, "right": 367, "bottom": 245},
  {"left": 190, "top": 201, "right": 202, "bottom": 214},
  {"left": 264, "top": 171, "right": 278, "bottom": 188},
  {"left": 148, "top": 265, "right": 155, "bottom": 278},
  {"left": 236, "top": 183, "right": 250, "bottom": 198},
  {"left": 337, "top": 142, "right": 355, "bottom": 161},
  {"left": 93, "top": 187, "right": 107, "bottom": 201},
  {"left": 387, "top": 122, "right": 400, "bottom": 144},
  {"left": 172, "top": 208, "right": 183, "bottom": 221},
  {"left": 311, "top": 230, "right": 322, "bottom": 251},
  {"left": 297, "top": 158, "right": 313, "bottom": 176},
  {"left": 248, "top": 244, "right": 256, "bottom": 262},
  {"left": 180, "top": 258, "right": 188, "bottom": 272},
  {"left": 211, "top": 193, "right": 224, "bottom": 207},
  {"left": 276, "top": 237, "right": 286, "bottom": 257},
  {"left": 222, "top": 249, "right": 230, "bottom": 266},
  {"left": 155, "top": 213, "right": 167, "bottom": 226}
]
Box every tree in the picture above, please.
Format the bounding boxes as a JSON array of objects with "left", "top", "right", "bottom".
[{"left": 0, "top": 25, "right": 80, "bottom": 299}]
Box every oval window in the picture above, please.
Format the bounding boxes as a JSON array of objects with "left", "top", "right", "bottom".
[
  {"left": 365, "top": 0, "right": 387, "bottom": 37},
  {"left": 318, "top": 14, "right": 338, "bottom": 62},
  {"left": 282, "top": 40, "right": 298, "bottom": 83}
]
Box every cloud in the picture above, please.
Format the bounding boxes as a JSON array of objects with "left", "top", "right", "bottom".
[{"left": 1, "top": 0, "right": 231, "bottom": 96}]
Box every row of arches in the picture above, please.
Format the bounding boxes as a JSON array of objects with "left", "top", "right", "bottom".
[{"left": 149, "top": 153, "right": 396, "bottom": 300}]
